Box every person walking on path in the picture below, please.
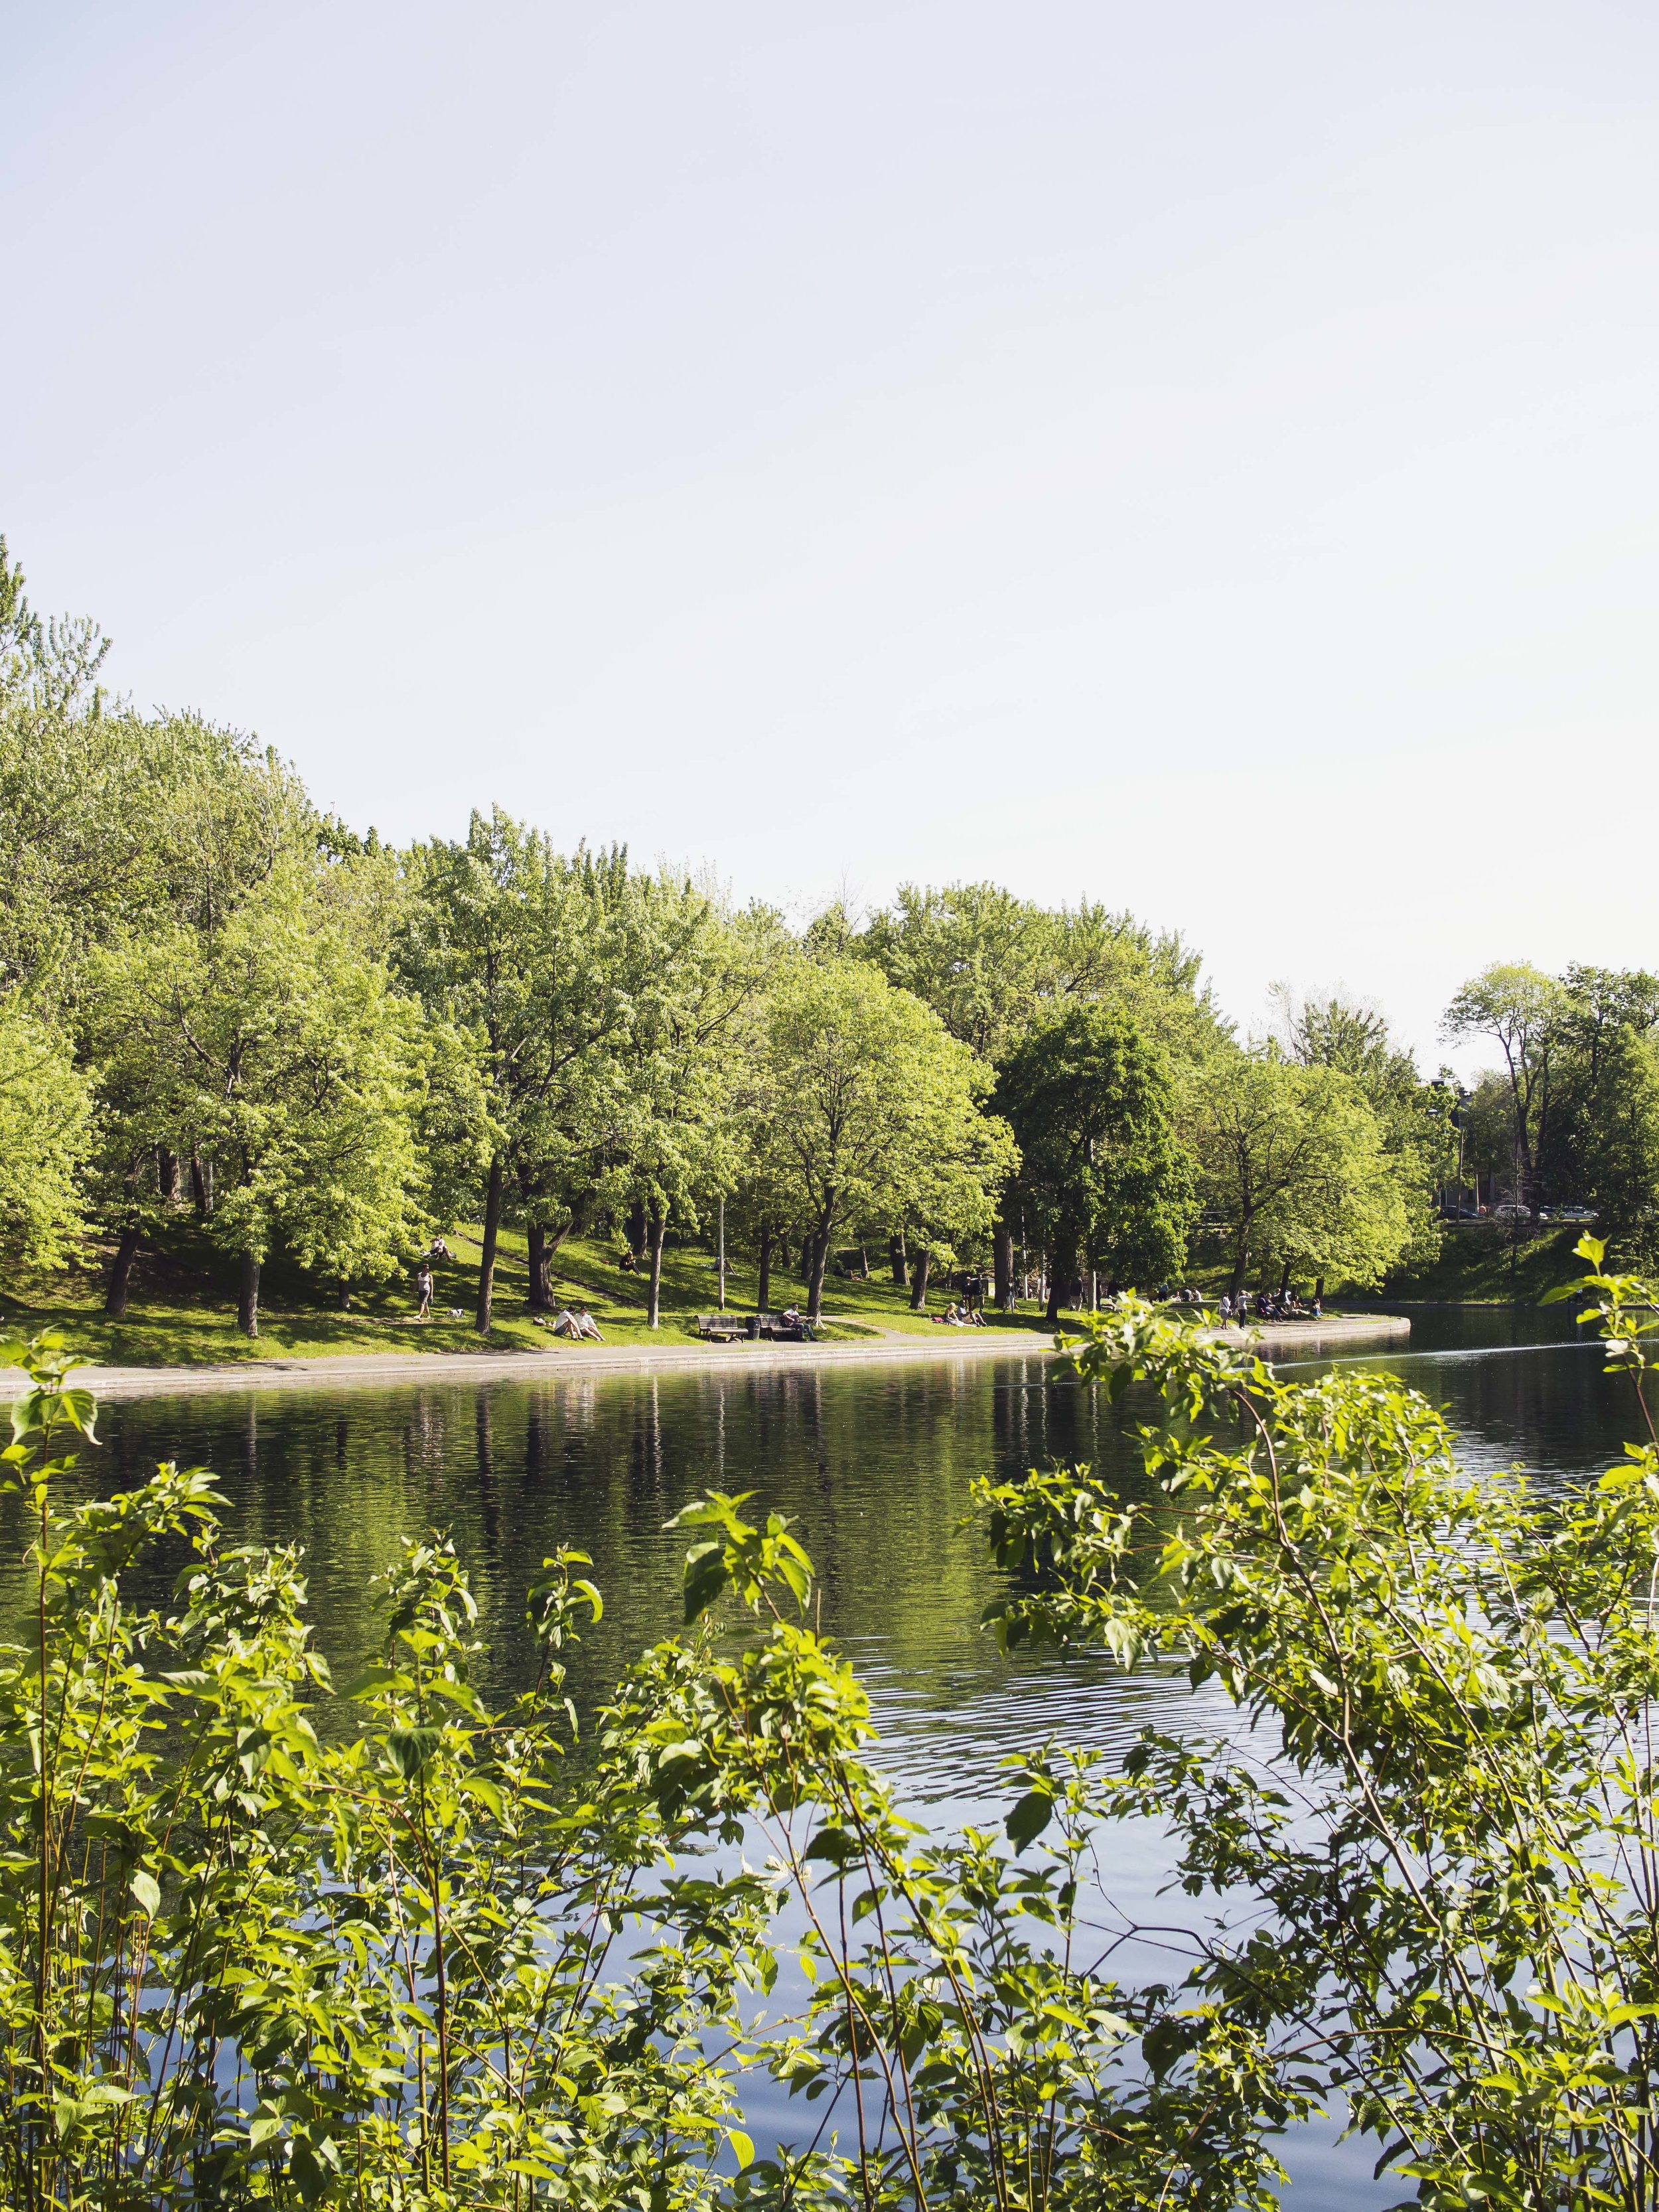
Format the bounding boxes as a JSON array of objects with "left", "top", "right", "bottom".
[{"left": 415, "top": 1260, "right": 434, "bottom": 1321}]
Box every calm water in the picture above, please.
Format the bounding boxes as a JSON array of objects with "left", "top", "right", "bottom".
[{"left": 12, "top": 1305, "right": 1624, "bottom": 2204}]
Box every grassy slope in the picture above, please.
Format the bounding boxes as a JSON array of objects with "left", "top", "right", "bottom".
[
  {"left": 1375, "top": 1222, "right": 1590, "bottom": 1304},
  {"left": 0, "top": 1221, "right": 1060, "bottom": 1368}
]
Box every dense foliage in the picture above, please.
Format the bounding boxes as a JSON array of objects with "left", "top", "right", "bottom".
[
  {"left": 6, "top": 1240, "right": 1659, "bottom": 2205},
  {"left": 1446, "top": 961, "right": 1659, "bottom": 1251}
]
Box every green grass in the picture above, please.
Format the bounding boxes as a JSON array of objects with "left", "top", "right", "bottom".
[
  {"left": 0, "top": 1221, "right": 1062, "bottom": 1369},
  {"left": 1374, "top": 1222, "right": 1590, "bottom": 1305}
]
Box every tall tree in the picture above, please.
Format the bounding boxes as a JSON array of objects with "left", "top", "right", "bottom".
[
  {"left": 1196, "top": 1056, "right": 1414, "bottom": 1299},
  {"left": 994, "top": 1006, "right": 1196, "bottom": 1321},
  {"left": 1273, "top": 985, "right": 1452, "bottom": 1266},
  {"left": 1539, "top": 967, "right": 1659, "bottom": 1209},
  {"left": 88, "top": 868, "right": 441, "bottom": 1335},
  {"left": 1573, "top": 1025, "right": 1659, "bottom": 1262},
  {"left": 400, "top": 814, "right": 672, "bottom": 1332},
  {"left": 1442, "top": 964, "right": 1566, "bottom": 1215},
  {"left": 611, "top": 881, "right": 767, "bottom": 1328},
  {"left": 751, "top": 959, "right": 1013, "bottom": 1323}
]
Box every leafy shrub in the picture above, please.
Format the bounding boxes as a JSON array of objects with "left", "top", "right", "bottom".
[{"left": 3, "top": 1240, "right": 1656, "bottom": 2209}]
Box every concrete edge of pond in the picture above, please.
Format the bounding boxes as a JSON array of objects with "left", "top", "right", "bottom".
[{"left": 0, "top": 1313, "right": 1411, "bottom": 1401}]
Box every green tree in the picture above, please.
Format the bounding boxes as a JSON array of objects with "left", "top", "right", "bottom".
[
  {"left": 1573, "top": 1024, "right": 1659, "bottom": 1260},
  {"left": 1196, "top": 1055, "right": 1413, "bottom": 1297},
  {"left": 751, "top": 958, "right": 1013, "bottom": 1321},
  {"left": 88, "top": 869, "right": 441, "bottom": 1334},
  {"left": 1273, "top": 984, "right": 1452, "bottom": 1264},
  {"left": 1442, "top": 961, "right": 1566, "bottom": 1214},
  {"left": 993, "top": 1005, "right": 1196, "bottom": 1322},
  {"left": 0, "top": 1001, "right": 88, "bottom": 1270},
  {"left": 855, "top": 881, "right": 1222, "bottom": 1069},
  {"left": 400, "top": 813, "right": 679, "bottom": 1331},
  {"left": 0, "top": 542, "right": 314, "bottom": 1008},
  {"left": 612, "top": 883, "right": 768, "bottom": 1327},
  {"left": 1540, "top": 966, "right": 1659, "bottom": 1209}
]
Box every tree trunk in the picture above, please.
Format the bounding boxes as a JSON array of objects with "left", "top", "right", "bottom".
[
  {"left": 190, "top": 1150, "right": 212, "bottom": 1219},
  {"left": 807, "top": 1197, "right": 836, "bottom": 1323},
  {"left": 757, "top": 1222, "right": 773, "bottom": 1313},
  {"left": 157, "top": 1147, "right": 179, "bottom": 1203},
  {"left": 1315, "top": 1276, "right": 1325, "bottom": 1303},
  {"left": 338, "top": 1282, "right": 352, "bottom": 1311},
  {"left": 105, "top": 1226, "right": 141, "bottom": 1318},
  {"left": 994, "top": 1220, "right": 1014, "bottom": 1310},
  {"left": 527, "top": 1222, "right": 553, "bottom": 1312},
  {"left": 1045, "top": 1238, "right": 1076, "bottom": 1325},
  {"left": 476, "top": 1154, "right": 504, "bottom": 1334},
  {"left": 910, "top": 1246, "right": 932, "bottom": 1312},
  {"left": 626, "top": 1199, "right": 648, "bottom": 1266},
  {"left": 646, "top": 1210, "right": 668, "bottom": 1329},
  {"left": 238, "top": 1249, "right": 261, "bottom": 1339},
  {"left": 1278, "top": 1258, "right": 1291, "bottom": 1296},
  {"left": 889, "top": 1232, "right": 908, "bottom": 1288},
  {"left": 1229, "top": 1238, "right": 1249, "bottom": 1301}
]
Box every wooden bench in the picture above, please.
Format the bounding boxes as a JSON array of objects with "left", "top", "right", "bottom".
[{"left": 695, "top": 1312, "right": 749, "bottom": 1341}]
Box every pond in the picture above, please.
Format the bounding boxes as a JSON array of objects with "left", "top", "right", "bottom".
[{"left": 10, "top": 1303, "right": 1620, "bottom": 2206}]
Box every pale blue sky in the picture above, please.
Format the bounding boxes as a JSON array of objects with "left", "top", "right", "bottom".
[{"left": 6, "top": 1, "right": 1658, "bottom": 1065}]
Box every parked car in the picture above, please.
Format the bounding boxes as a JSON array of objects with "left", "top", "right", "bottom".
[
  {"left": 1492, "top": 1203, "right": 1532, "bottom": 1221},
  {"left": 1552, "top": 1205, "right": 1598, "bottom": 1224}
]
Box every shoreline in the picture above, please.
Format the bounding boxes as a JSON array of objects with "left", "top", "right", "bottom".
[{"left": 0, "top": 1312, "right": 1411, "bottom": 1402}]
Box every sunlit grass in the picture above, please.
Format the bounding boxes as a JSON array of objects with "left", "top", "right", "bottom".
[{"left": 0, "top": 1220, "right": 1062, "bottom": 1367}]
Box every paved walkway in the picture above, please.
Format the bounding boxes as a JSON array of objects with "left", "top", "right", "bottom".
[{"left": 0, "top": 1312, "right": 1409, "bottom": 1401}]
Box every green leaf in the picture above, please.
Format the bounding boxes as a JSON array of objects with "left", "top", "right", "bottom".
[
  {"left": 130, "top": 1870, "right": 161, "bottom": 1918},
  {"left": 682, "top": 1540, "right": 729, "bottom": 1625},
  {"left": 387, "top": 1727, "right": 443, "bottom": 1780},
  {"left": 804, "top": 1826, "right": 861, "bottom": 1867},
  {"left": 341, "top": 1663, "right": 405, "bottom": 1700},
  {"left": 728, "top": 2127, "right": 755, "bottom": 2171},
  {"left": 1006, "top": 1789, "right": 1054, "bottom": 1850}
]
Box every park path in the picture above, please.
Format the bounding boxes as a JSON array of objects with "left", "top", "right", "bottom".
[{"left": 0, "top": 1313, "right": 1409, "bottom": 1401}]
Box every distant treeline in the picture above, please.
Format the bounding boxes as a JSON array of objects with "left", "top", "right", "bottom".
[{"left": 0, "top": 540, "right": 1647, "bottom": 1334}]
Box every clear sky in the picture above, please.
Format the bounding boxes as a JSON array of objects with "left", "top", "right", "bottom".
[{"left": 7, "top": 1, "right": 1658, "bottom": 1071}]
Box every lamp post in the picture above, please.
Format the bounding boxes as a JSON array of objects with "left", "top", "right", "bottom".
[{"left": 717, "top": 1197, "right": 726, "bottom": 1312}]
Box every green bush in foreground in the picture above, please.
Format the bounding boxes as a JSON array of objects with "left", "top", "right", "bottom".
[{"left": 0, "top": 1236, "right": 1655, "bottom": 2208}]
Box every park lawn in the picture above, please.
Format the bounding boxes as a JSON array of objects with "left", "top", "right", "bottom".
[{"left": 0, "top": 1219, "right": 1062, "bottom": 1368}]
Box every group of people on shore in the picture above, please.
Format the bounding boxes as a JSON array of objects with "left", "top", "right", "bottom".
[
  {"left": 933, "top": 1301, "right": 987, "bottom": 1327},
  {"left": 1218, "top": 1290, "right": 1322, "bottom": 1325}
]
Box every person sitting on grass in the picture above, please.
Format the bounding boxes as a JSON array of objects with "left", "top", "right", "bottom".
[
  {"left": 965, "top": 1303, "right": 985, "bottom": 1326},
  {"left": 574, "top": 1309, "right": 604, "bottom": 1341},
  {"left": 550, "top": 1307, "right": 581, "bottom": 1338}
]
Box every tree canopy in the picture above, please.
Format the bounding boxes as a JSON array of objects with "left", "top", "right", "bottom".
[
  {"left": 994, "top": 1005, "right": 1195, "bottom": 1320},
  {"left": 1195, "top": 1055, "right": 1415, "bottom": 1297}
]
